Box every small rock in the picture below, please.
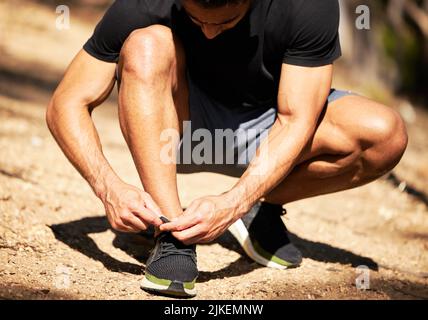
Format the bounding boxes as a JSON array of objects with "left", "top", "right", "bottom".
[
  {"left": 398, "top": 100, "right": 416, "bottom": 124},
  {"left": 31, "top": 136, "right": 43, "bottom": 147},
  {"left": 378, "top": 206, "right": 394, "bottom": 221},
  {"left": 0, "top": 195, "right": 11, "bottom": 201},
  {"left": 327, "top": 267, "right": 340, "bottom": 272},
  {"left": 398, "top": 181, "right": 407, "bottom": 192}
]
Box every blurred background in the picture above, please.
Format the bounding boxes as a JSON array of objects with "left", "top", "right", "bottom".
[
  {"left": 0, "top": 0, "right": 427, "bottom": 300},
  {"left": 341, "top": 0, "right": 428, "bottom": 106}
]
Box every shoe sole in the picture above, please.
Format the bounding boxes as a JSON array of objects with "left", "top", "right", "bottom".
[
  {"left": 228, "top": 219, "right": 294, "bottom": 270},
  {"left": 141, "top": 273, "right": 197, "bottom": 298}
]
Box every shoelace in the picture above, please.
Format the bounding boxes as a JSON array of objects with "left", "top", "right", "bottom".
[{"left": 158, "top": 233, "right": 195, "bottom": 258}]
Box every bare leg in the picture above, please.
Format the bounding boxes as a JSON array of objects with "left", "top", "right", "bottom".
[
  {"left": 118, "top": 26, "right": 189, "bottom": 219},
  {"left": 264, "top": 95, "right": 408, "bottom": 204}
]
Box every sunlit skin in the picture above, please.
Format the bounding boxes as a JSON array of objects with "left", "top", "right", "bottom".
[{"left": 182, "top": 0, "right": 252, "bottom": 39}]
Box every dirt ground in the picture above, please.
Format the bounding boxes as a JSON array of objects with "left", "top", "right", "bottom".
[{"left": 1, "top": 1, "right": 427, "bottom": 300}]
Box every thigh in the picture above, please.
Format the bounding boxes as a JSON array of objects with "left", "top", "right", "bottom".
[{"left": 298, "top": 94, "right": 402, "bottom": 164}]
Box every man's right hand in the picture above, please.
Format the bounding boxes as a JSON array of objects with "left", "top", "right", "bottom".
[{"left": 100, "top": 180, "right": 164, "bottom": 233}]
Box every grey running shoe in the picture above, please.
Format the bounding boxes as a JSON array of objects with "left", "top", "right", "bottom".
[
  {"left": 141, "top": 231, "right": 198, "bottom": 298},
  {"left": 228, "top": 202, "right": 302, "bottom": 269}
]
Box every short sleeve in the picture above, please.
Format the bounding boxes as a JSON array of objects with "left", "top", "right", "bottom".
[
  {"left": 83, "top": 0, "right": 153, "bottom": 63},
  {"left": 283, "top": 0, "right": 342, "bottom": 67}
]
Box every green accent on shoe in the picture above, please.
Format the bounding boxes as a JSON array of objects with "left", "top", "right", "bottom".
[
  {"left": 253, "top": 240, "right": 295, "bottom": 267},
  {"left": 145, "top": 273, "right": 196, "bottom": 290},
  {"left": 145, "top": 273, "right": 172, "bottom": 287},
  {"left": 183, "top": 279, "right": 196, "bottom": 290}
]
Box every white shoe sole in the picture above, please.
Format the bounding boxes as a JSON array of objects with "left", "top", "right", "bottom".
[{"left": 228, "top": 219, "right": 289, "bottom": 270}]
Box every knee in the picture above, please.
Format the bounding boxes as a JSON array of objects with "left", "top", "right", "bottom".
[
  {"left": 364, "top": 108, "right": 408, "bottom": 176},
  {"left": 120, "top": 25, "right": 176, "bottom": 81},
  {"left": 374, "top": 108, "right": 408, "bottom": 162}
]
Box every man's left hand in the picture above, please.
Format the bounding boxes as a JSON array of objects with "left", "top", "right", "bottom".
[{"left": 159, "top": 195, "right": 241, "bottom": 245}]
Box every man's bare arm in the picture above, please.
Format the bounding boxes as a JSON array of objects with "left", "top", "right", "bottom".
[
  {"left": 226, "top": 64, "right": 333, "bottom": 213},
  {"left": 46, "top": 49, "right": 162, "bottom": 232},
  {"left": 47, "top": 50, "right": 117, "bottom": 195}
]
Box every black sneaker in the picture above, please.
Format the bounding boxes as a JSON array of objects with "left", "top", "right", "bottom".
[
  {"left": 141, "top": 232, "right": 198, "bottom": 298},
  {"left": 228, "top": 202, "right": 302, "bottom": 269}
]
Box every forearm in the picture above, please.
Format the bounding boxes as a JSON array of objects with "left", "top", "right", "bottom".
[
  {"left": 225, "top": 115, "right": 316, "bottom": 216},
  {"left": 46, "top": 101, "right": 121, "bottom": 198}
]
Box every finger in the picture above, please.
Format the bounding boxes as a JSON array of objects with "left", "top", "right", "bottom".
[
  {"left": 172, "top": 225, "right": 205, "bottom": 245},
  {"left": 160, "top": 213, "right": 199, "bottom": 232},
  {"left": 133, "top": 207, "right": 163, "bottom": 227},
  {"left": 159, "top": 201, "right": 201, "bottom": 232},
  {"left": 111, "top": 220, "right": 140, "bottom": 233},
  {"left": 121, "top": 213, "right": 148, "bottom": 231}
]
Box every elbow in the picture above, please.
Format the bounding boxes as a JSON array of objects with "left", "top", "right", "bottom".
[
  {"left": 46, "top": 94, "right": 66, "bottom": 135},
  {"left": 46, "top": 97, "right": 57, "bottom": 133},
  {"left": 46, "top": 93, "right": 87, "bottom": 127},
  {"left": 45, "top": 94, "right": 72, "bottom": 134}
]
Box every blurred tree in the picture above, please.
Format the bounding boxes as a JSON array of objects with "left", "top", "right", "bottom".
[{"left": 340, "top": 0, "right": 428, "bottom": 104}]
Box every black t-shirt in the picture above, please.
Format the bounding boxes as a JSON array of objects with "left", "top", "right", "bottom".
[{"left": 84, "top": 0, "right": 341, "bottom": 109}]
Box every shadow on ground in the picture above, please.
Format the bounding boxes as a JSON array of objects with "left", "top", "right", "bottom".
[
  {"left": 289, "top": 233, "right": 378, "bottom": 271},
  {"left": 0, "top": 283, "right": 77, "bottom": 300},
  {"left": 373, "top": 278, "right": 428, "bottom": 300},
  {"left": 50, "top": 215, "right": 378, "bottom": 282},
  {"left": 386, "top": 173, "right": 428, "bottom": 207}
]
